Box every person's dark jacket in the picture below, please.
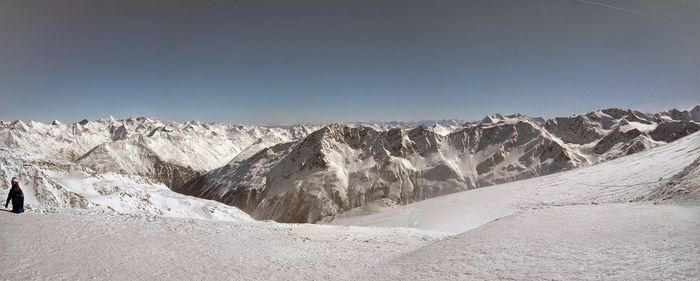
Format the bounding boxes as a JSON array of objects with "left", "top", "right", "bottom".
[{"left": 5, "top": 183, "right": 24, "bottom": 213}]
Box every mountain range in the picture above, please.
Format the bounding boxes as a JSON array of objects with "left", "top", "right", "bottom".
[
  {"left": 176, "top": 106, "right": 700, "bottom": 222},
  {"left": 1, "top": 106, "right": 698, "bottom": 222}
]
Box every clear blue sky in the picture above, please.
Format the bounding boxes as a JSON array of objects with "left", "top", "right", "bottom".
[{"left": 0, "top": 0, "right": 698, "bottom": 124}]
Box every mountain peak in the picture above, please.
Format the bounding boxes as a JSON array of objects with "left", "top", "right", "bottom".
[{"left": 481, "top": 114, "right": 505, "bottom": 124}]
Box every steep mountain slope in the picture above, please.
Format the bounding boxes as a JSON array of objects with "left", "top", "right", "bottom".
[{"left": 180, "top": 106, "right": 700, "bottom": 223}]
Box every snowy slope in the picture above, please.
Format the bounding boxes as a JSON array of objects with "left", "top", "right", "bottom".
[
  {"left": 3, "top": 200, "right": 696, "bottom": 280},
  {"left": 0, "top": 148, "right": 252, "bottom": 222},
  {"left": 0, "top": 210, "right": 442, "bottom": 280},
  {"left": 331, "top": 131, "right": 700, "bottom": 233},
  {"left": 349, "top": 203, "right": 700, "bottom": 281}
]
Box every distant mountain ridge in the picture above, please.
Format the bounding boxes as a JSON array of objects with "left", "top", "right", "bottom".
[{"left": 0, "top": 117, "right": 319, "bottom": 189}]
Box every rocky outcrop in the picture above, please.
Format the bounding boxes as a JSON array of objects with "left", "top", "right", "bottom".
[{"left": 110, "top": 124, "right": 128, "bottom": 141}]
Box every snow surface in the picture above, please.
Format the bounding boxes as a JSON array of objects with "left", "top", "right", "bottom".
[
  {"left": 0, "top": 210, "right": 441, "bottom": 280},
  {"left": 350, "top": 203, "right": 700, "bottom": 281}
]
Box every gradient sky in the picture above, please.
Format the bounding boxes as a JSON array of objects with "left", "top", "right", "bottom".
[{"left": 1, "top": 0, "right": 698, "bottom": 124}]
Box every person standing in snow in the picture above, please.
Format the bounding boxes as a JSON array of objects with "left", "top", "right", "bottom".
[{"left": 5, "top": 177, "right": 24, "bottom": 213}]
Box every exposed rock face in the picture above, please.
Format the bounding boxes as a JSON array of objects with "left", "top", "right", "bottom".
[
  {"left": 593, "top": 128, "right": 644, "bottom": 154},
  {"left": 152, "top": 161, "right": 202, "bottom": 190},
  {"left": 662, "top": 107, "right": 700, "bottom": 122},
  {"left": 650, "top": 121, "right": 700, "bottom": 143},
  {"left": 548, "top": 108, "right": 699, "bottom": 158},
  {"left": 544, "top": 115, "right": 604, "bottom": 144},
  {"left": 110, "top": 125, "right": 128, "bottom": 141}
]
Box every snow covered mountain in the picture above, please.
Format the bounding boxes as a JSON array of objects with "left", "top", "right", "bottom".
[
  {"left": 0, "top": 117, "right": 317, "bottom": 189},
  {"left": 1, "top": 106, "right": 698, "bottom": 222},
  {"left": 178, "top": 106, "right": 700, "bottom": 223},
  {"left": 347, "top": 119, "right": 466, "bottom": 136}
]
